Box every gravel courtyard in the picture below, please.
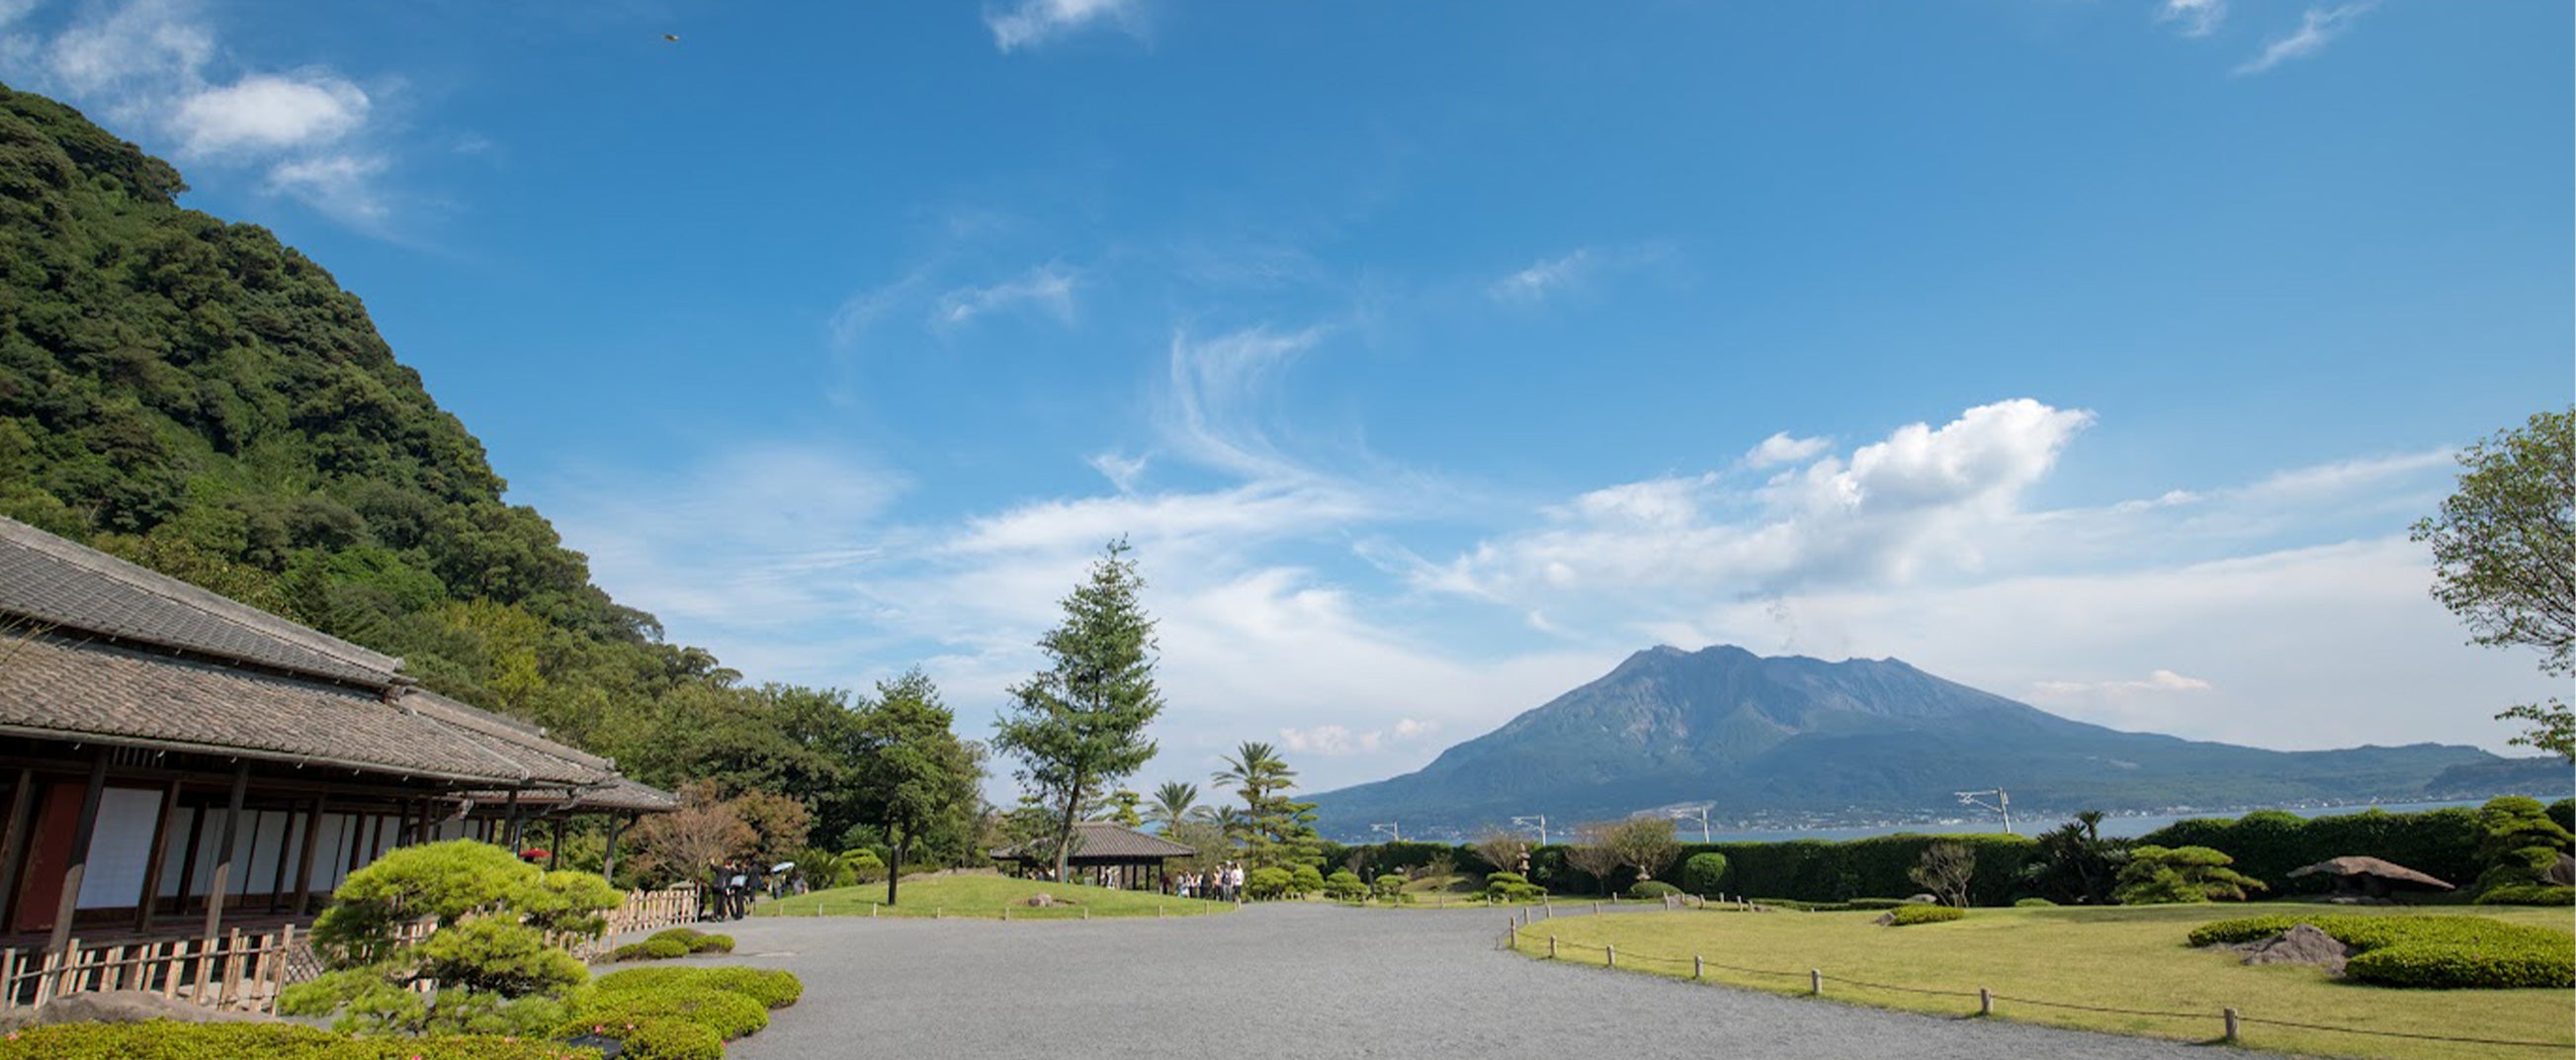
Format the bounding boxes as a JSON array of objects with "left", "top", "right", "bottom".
[{"left": 714, "top": 904, "right": 2228, "bottom": 1059}]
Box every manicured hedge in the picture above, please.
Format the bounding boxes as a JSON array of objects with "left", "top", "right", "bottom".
[
  {"left": 0, "top": 1023, "right": 602, "bottom": 1059},
  {"left": 1677, "top": 834, "right": 2040, "bottom": 908},
  {"left": 644, "top": 928, "right": 733, "bottom": 953},
  {"left": 2187, "top": 914, "right": 2575, "bottom": 989},
  {"left": 1627, "top": 881, "right": 1679, "bottom": 900},
  {"left": 605, "top": 1019, "right": 722, "bottom": 1060},
  {"left": 567, "top": 983, "right": 769, "bottom": 1040},
  {"left": 1887, "top": 904, "right": 1964, "bottom": 926},
  {"left": 1677, "top": 852, "right": 1729, "bottom": 898},
  {"left": 611, "top": 936, "right": 690, "bottom": 961},
  {"left": 2139, "top": 807, "right": 2488, "bottom": 896},
  {"left": 698, "top": 966, "right": 805, "bottom": 1009}
]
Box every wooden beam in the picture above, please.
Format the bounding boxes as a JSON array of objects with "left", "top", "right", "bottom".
[
  {"left": 549, "top": 817, "right": 565, "bottom": 870},
  {"left": 0, "top": 766, "right": 35, "bottom": 930},
  {"left": 265, "top": 805, "right": 301, "bottom": 912},
  {"left": 171, "top": 805, "right": 205, "bottom": 918},
  {"left": 133, "top": 778, "right": 183, "bottom": 932},
  {"left": 601, "top": 814, "right": 627, "bottom": 882},
  {"left": 289, "top": 797, "right": 326, "bottom": 918},
  {"left": 203, "top": 762, "right": 248, "bottom": 939},
  {"left": 45, "top": 751, "right": 109, "bottom": 955}
]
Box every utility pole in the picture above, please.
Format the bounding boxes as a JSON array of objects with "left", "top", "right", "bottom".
[
  {"left": 1511, "top": 815, "right": 1548, "bottom": 846},
  {"left": 1954, "top": 789, "right": 2013, "bottom": 834},
  {"left": 1369, "top": 822, "right": 1401, "bottom": 843},
  {"left": 1669, "top": 805, "right": 1712, "bottom": 843}
]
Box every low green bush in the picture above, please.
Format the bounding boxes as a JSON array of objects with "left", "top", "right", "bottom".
[
  {"left": 567, "top": 983, "right": 768, "bottom": 1040},
  {"left": 1887, "top": 904, "right": 1965, "bottom": 926},
  {"left": 1372, "top": 874, "right": 1407, "bottom": 898},
  {"left": 2474, "top": 883, "right": 2575, "bottom": 907},
  {"left": 2187, "top": 914, "right": 2576, "bottom": 989},
  {"left": 1627, "top": 880, "right": 1679, "bottom": 901},
  {"left": 2014, "top": 897, "right": 2058, "bottom": 908},
  {"left": 1846, "top": 898, "right": 1917, "bottom": 910},
  {"left": 602, "top": 1018, "right": 723, "bottom": 1060},
  {"left": 1482, "top": 871, "right": 1543, "bottom": 902},
  {"left": 1289, "top": 865, "right": 1326, "bottom": 897},
  {"left": 1678, "top": 851, "right": 1729, "bottom": 897},
  {"left": 1246, "top": 866, "right": 1292, "bottom": 900},
  {"left": 688, "top": 933, "right": 733, "bottom": 953},
  {"left": 0, "top": 1022, "right": 604, "bottom": 1059},
  {"left": 647, "top": 928, "right": 705, "bottom": 946},
  {"left": 612, "top": 936, "right": 691, "bottom": 961},
  {"left": 699, "top": 966, "right": 804, "bottom": 1009},
  {"left": 590, "top": 965, "right": 701, "bottom": 993},
  {"left": 1323, "top": 870, "right": 1368, "bottom": 900},
  {"left": 1748, "top": 897, "right": 1854, "bottom": 912}
]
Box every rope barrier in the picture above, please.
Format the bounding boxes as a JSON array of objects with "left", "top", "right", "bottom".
[{"left": 1511, "top": 913, "right": 2576, "bottom": 1052}]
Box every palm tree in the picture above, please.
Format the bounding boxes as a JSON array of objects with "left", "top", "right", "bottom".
[
  {"left": 1147, "top": 781, "right": 1201, "bottom": 831},
  {"left": 1212, "top": 741, "right": 1296, "bottom": 810}
]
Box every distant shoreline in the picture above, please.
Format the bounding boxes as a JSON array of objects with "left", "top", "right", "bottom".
[{"left": 1678, "top": 797, "right": 2515, "bottom": 844}]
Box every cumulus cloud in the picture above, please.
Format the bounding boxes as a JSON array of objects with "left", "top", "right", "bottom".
[
  {"left": 7, "top": 0, "right": 396, "bottom": 226},
  {"left": 2158, "top": 0, "right": 2225, "bottom": 38},
  {"left": 2236, "top": 4, "right": 2373, "bottom": 76},
  {"left": 2029, "top": 669, "right": 2214, "bottom": 699},
  {"left": 1742, "top": 431, "right": 1832, "bottom": 470},
  {"left": 985, "top": 0, "right": 1140, "bottom": 52},
  {"left": 1428, "top": 398, "right": 2094, "bottom": 599}
]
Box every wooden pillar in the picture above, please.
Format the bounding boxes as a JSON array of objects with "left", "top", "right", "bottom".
[
  {"left": 171, "top": 805, "right": 206, "bottom": 918},
  {"left": 46, "top": 751, "right": 109, "bottom": 955},
  {"left": 0, "top": 766, "right": 36, "bottom": 929},
  {"left": 602, "top": 814, "right": 627, "bottom": 883},
  {"left": 288, "top": 797, "right": 326, "bottom": 918},
  {"left": 344, "top": 811, "right": 368, "bottom": 879},
  {"left": 502, "top": 791, "right": 522, "bottom": 853},
  {"left": 203, "top": 763, "right": 249, "bottom": 939},
  {"left": 133, "top": 779, "right": 183, "bottom": 932},
  {"left": 549, "top": 816, "right": 565, "bottom": 870}
]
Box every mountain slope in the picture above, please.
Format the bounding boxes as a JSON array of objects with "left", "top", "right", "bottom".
[{"left": 1308, "top": 646, "right": 2562, "bottom": 836}]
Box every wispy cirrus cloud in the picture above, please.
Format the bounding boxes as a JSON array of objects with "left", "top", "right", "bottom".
[
  {"left": 2236, "top": 4, "right": 2373, "bottom": 76},
  {"left": 984, "top": 0, "right": 1142, "bottom": 53},
  {"left": 2158, "top": 0, "right": 2226, "bottom": 38},
  {"left": 935, "top": 264, "right": 1078, "bottom": 329},
  {"left": 4, "top": 0, "right": 398, "bottom": 226},
  {"left": 1489, "top": 248, "right": 1594, "bottom": 305}
]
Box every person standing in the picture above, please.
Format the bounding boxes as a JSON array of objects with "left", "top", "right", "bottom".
[{"left": 1229, "top": 861, "right": 1245, "bottom": 902}]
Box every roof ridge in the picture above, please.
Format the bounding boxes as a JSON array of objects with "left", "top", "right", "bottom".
[{"left": 0, "top": 516, "right": 404, "bottom": 683}]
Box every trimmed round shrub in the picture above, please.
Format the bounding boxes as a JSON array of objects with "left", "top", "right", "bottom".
[
  {"left": 1372, "top": 874, "right": 1407, "bottom": 898},
  {"left": 2475, "top": 883, "right": 2575, "bottom": 907},
  {"left": 699, "top": 966, "right": 804, "bottom": 1009},
  {"left": 610, "top": 1018, "right": 725, "bottom": 1060},
  {"left": 1678, "top": 851, "right": 1730, "bottom": 897},
  {"left": 613, "top": 936, "right": 692, "bottom": 961},
  {"left": 0, "top": 1022, "right": 607, "bottom": 1059},
  {"left": 1289, "top": 865, "right": 1327, "bottom": 896},
  {"left": 2188, "top": 914, "right": 2575, "bottom": 989},
  {"left": 1888, "top": 904, "right": 1966, "bottom": 926},
  {"left": 647, "top": 928, "right": 706, "bottom": 946},
  {"left": 689, "top": 933, "right": 734, "bottom": 953},
  {"left": 1323, "top": 870, "right": 1368, "bottom": 900},
  {"left": 1846, "top": 898, "right": 1915, "bottom": 911},
  {"left": 2015, "top": 897, "right": 2058, "bottom": 908},
  {"left": 1627, "top": 880, "right": 1679, "bottom": 901},
  {"left": 569, "top": 983, "right": 768, "bottom": 1040},
  {"left": 1482, "top": 871, "right": 1543, "bottom": 902},
  {"left": 591, "top": 965, "right": 701, "bottom": 993},
  {"left": 2346, "top": 942, "right": 2575, "bottom": 989}
]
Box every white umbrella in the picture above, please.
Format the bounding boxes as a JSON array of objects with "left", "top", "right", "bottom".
[{"left": 770, "top": 861, "right": 796, "bottom": 873}]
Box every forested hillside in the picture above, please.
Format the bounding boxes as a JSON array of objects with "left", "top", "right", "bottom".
[{"left": 0, "top": 84, "right": 902, "bottom": 849}]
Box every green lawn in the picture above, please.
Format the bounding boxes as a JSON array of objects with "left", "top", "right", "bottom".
[
  {"left": 753, "top": 874, "right": 1237, "bottom": 920},
  {"left": 1509, "top": 903, "right": 2574, "bottom": 1060}
]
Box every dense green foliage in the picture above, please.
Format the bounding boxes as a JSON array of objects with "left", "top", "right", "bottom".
[
  {"left": 644, "top": 927, "right": 734, "bottom": 953},
  {"left": 1676, "top": 852, "right": 1730, "bottom": 897},
  {"left": 2111, "top": 844, "right": 2265, "bottom": 904},
  {"left": 2137, "top": 806, "right": 2490, "bottom": 896},
  {"left": 2189, "top": 914, "right": 2576, "bottom": 989},
  {"left": 2412, "top": 408, "right": 2576, "bottom": 759},
  {"left": 1626, "top": 880, "right": 1679, "bottom": 900},
  {"left": 1215, "top": 741, "right": 1325, "bottom": 872},
  {"left": 2469, "top": 796, "right": 2576, "bottom": 905},
  {"left": 567, "top": 984, "right": 768, "bottom": 1041},
  {"left": 1656, "top": 834, "right": 2039, "bottom": 908},
  {"left": 852, "top": 668, "right": 985, "bottom": 905},
  {"left": 611, "top": 936, "right": 691, "bottom": 961},
  {"left": 1886, "top": 904, "right": 1964, "bottom": 926},
  {"left": 0, "top": 1023, "right": 601, "bottom": 1060}
]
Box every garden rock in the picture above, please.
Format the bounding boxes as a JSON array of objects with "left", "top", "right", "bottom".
[
  {"left": 2232, "top": 924, "right": 2352, "bottom": 974},
  {"left": 1024, "top": 893, "right": 1059, "bottom": 908},
  {"left": 37, "top": 990, "right": 279, "bottom": 1025}
]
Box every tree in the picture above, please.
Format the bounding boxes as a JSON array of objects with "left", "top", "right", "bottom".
[
  {"left": 850, "top": 668, "right": 985, "bottom": 906},
  {"left": 1474, "top": 830, "right": 1528, "bottom": 876},
  {"left": 1604, "top": 817, "right": 1679, "bottom": 882},
  {"left": 1564, "top": 822, "right": 1628, "bottom": 895},
  {"left": 2022, "top": 812, "right": 2127, "bottom": 906},
  {"left": 2112, "top": 845, "right": 2265, "bottom": 905},
  {"left": 628, "top": 781, "right": 755, "bottom": 887},
  {"left": 2412, "top": 408, "right": 2576, "bottom": 759},
  {"left": 1213, "top": 741, "right": 1319, "bottom": 869},
  {"left": 1145, "top": 781, "right": 1203, "bottom": 831},
  {"left": 993, "top": 540, "right": 1167, "bottom": 884},
  {"left": 1908, "top": 840, "right": 1977, "bottom": 907},
  {"left": 1104, "top": 789, "right": 1144, "bottom": 828}
]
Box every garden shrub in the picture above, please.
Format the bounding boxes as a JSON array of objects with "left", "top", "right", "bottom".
[
  {"left": 1846, "top": 898, "right": 1918, "bottom": 910},
  {"left": 1289, "top": 864, "right": 1326, "bottom": 897},
  {"left": 1323, "top": 870, "right": 1368, "bottom": 900},
  {"left": 2113, "top": 845, "right": 2265, "bottom": 904},
  {"left": 608, "top": 1019, "right": 724, "bottom": 1060},
  {"left": 0, "top": 1022, "right": 604, "bottom": 1059},
  {"left": 1627, "top": 880, "right": 1679, "bottom": 901},
  {"left": 2471, "top": 797, "right": 2575, "bottom": 904},
  {"left": 1681, "top": 834, "right": 2040, "bottom": 908},
  {"left": 1482, "top": 871, "right": 1543, "bottom": 902},
  {"left": 1887, "top": 904, "right": 1965, "bottom": 926},
  {"left": 567, "top": 982, "right": 769, "bottom": 1040},
  {"left": 1372, "top": 874, "right": 1406, "bottom": 898},
  {"left": 1677, "top": 851, "right": 1729, "bottom": 897},
  {"left": 2140, "top": 806, "right": 2486, "bottom": 896},
  {"left": 2014, "top": 897, "right": 2058, "bottom": 908},
  {"left": 698, "top": 966, "right": 804, "bottom": 1009},
  {"left": 591, "top": 965, "right": 702, "bottom": 993},
  {"left": 413, "top": 917, "right": 588, "bottom": 996},
  {"left": 2188, "top": 914, "right": 2576, "bottom": 989},
  {"left": 689, "top": 933, "right": 734, "bottom": 953},
  {"left": 648, "top": 928, "right": 706, "bottom": 946},
  {"left": 1246, "top": 866, "right": 1292, "bottom": 899},
  {"left": 612, "top": 936, "right": 691, "bottom": 961},
  {"left": 2475, "top": 883, "right": 2575, "bottom": 906}
]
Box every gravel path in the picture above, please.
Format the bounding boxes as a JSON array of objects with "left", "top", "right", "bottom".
[{"left": 710, "top": 905, "right": 2234, "bottom": 1059}]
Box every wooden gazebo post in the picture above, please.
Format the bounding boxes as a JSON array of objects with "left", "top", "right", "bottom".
[
  {"left": 204, "top": 763, "right": 248, "bottom": 939},
  {"left": 47, "top": 751, "right": 110, "bottom": 955}
]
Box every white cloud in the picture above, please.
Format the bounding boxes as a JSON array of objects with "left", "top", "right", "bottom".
[
  {"left": 935, "top": 264, "right": 1078, "bottom": 328},
  {"left": 9, "top": 0, "right": 398, "bottom": 228},
  {"left": 1429, "top": 398, "right": 2094, "bottom": 599},
  {"left": 2236, "top": 4, "right": 2373, "bottom": 76},
  {"left": 2158, "top": 0, "right": 2226, "bottom": 38},
  {"left": 1087, "top": 451, "right": 1149, "bottom": 492},
  {"left": 1161, "top": 326, "right": 1329, "bottom": 480},
  {"left": 2029, "top": 668, "right": 2214, "bottom": 700},
  {"left": 1490, "top": 249, "right": 1593, "bottom": 304},
  {"left": 985, "top": 0, "right": 1140, "bottom": 53},
  {"left": 1742, "top": 431, "right": 1832, "bottom": 470},
  {"left": 171, "top": 72, "right": 368, "bottom": 155}
]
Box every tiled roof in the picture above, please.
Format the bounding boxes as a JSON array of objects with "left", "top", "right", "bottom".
[
  {"left": 0, "top": 516, "right": 401, "bottom": 686},
  {"left": 462, "top": 776, "right": 682, "bottom": 814},
  {"left": 994, "top": 821, "right": 1197, "bottom": 862},
  {"left": 0, "top": 634, "right": 571, "bottom": 784}
]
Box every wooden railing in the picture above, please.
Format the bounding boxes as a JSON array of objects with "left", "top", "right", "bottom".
[
  {"left": 0, "top": 884, "right": 700, "bottom": 1013},
  {"left": 1, "top": 927, "right": 301, "bottom": 1014}
]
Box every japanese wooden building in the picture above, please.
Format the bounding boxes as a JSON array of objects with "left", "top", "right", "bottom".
[
  {"left": 0, "top": 515, "right": 673, "bottom": 955},
  {"left": 993, "top": 821, "right": 1196, "bottom": 891}
]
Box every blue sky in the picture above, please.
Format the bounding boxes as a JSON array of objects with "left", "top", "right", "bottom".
[{"left": 4, "top": 0, "right": 2568, "bottom": 798}]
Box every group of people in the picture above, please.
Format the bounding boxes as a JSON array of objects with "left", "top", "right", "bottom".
[
  {"left": 701, "top": 860, "right": 759, "bottom": 921},
  {"left": 1173, "top": 862, "right": 1245, "bottom": 901}
]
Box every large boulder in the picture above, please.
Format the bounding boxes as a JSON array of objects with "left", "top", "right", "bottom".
[
  {"left": 36, "top": 989, "right": 279, "bottom": 1025},
  {"left": 2234, "top": 924, "right": 2354, "bottom": 974}
]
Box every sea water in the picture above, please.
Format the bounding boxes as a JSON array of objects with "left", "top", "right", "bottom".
[{"left": 1692, "top": 799, "right": 2495, "bottom": 844}]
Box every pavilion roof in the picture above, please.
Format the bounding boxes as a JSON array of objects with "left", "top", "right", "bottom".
[
  {"left": 2286, "top": 856, "right": 2454, "bottom": 890},
  {"left": 993, "top": 821, "right": 1197, "bottom": 862}
]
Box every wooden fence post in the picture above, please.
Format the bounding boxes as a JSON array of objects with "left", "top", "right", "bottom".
[
  {"left": 2223, "top": 1008, "right": 2240, "bottom": 1043},
  {"left": 1693, "top": 955, "right": 1703, "bottom": 980},
  {"left": 1979, "top": 988, "right": 1993, "bottom": 1016},
  {"left": 1810, "top": 969, "right": 1823, "bottom": 995},
  {"left": 1605, "top": 944, "right": 1616, "bottom": 968}
]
